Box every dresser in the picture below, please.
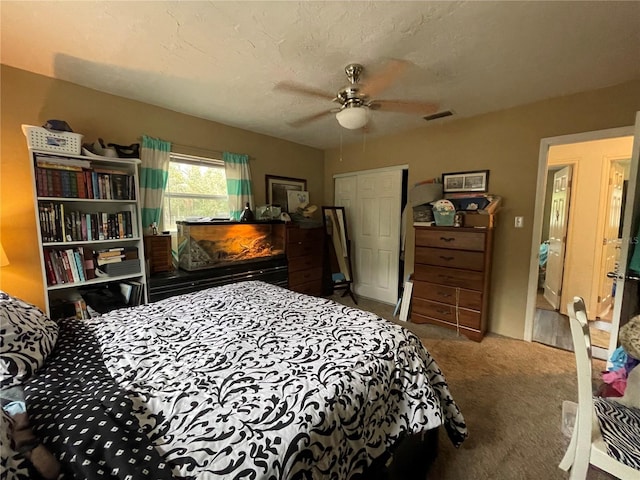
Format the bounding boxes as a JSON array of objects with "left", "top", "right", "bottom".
[
  {"left": 286, "top": 225, "right": 325, "bottom": 295},
  {"left": 411, "top": 225, "right": 494, "bottom": 341}
]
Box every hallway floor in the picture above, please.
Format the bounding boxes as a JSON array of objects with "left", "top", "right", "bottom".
[{"left": 533, "top": 290, "right": 611, "bottom": 351}]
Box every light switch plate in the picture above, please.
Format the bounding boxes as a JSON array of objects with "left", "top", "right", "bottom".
[{"left": 515, "top": 216, "right": 524, "bottom": 228}]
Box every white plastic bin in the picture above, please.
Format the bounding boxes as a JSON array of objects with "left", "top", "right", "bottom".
[{"left": 22, "top": 125, "right": 83, "bottom": 155}]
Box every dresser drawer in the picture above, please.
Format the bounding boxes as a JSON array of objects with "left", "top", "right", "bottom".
[
  {"left": 414, "top": 264, "right": 484, "bottom": 291},
  {"left": 287, "top": 241, "right": 323, "bottom": 258},
  {"left": 412, "top": 298, "right": 481, "bottom": 329},
  {"left": 412, "top": 281, "right": 482, "bottom": 310},
  {"left": 288, "top": 254, "right": 322, "bottom": 273},
  {"left": 415, "top": 246, "right": 484, "bottom": 271},
  {"left": 415, "top": 228, "right": 485, "bottom": 251},
  {"left": 288, "top": 227, "right": 324, "bottom": 243},
  {"left": 290, "top": 279, "right": 323, "bottom": 296},
  {"left": 289, "top": 267, "right": 322, "bottom": 286}
]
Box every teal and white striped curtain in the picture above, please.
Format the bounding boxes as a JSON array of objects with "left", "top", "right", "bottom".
[
  {"left": 223, "top": 152, "right": 254, "bottom": 220},
  {"left": 140, "top": 135, "right": 171, "bottom": 230}
]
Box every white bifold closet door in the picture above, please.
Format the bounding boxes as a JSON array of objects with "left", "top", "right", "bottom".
[{"left": 334, "top": 168, "right": 403, "bottom": 304}]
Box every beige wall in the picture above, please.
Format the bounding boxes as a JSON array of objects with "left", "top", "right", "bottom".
[
  {"left": 324, "top": 79, "right": 640, "bottom": 339},
  {"left": 0, "top": 65, "right": 324, "bottom": 310}
]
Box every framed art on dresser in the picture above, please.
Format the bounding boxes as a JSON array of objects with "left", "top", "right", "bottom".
[
  {"left": 442, "top": 170, "right": 489, "bottom": 193},
  {"left": 265, "top": 175, "right": 307, "bottom": 211}
]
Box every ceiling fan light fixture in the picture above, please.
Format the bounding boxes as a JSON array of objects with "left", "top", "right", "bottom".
[{"left": 336, "top": 106, "right": 370, "bottom": 130}]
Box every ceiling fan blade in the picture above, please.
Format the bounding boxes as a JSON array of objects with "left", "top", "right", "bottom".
[
  {"left": 371, "top": 99, "right": 439, "bottom": 115},
  {"left": 274, "top": 82, "right": 336, "bottom": 101},
  {"left": 360, "top": 59, "right": 410, "bottom": 98},
  {"left": 288, "top": 109, "right": 334, "bottom": 128}
]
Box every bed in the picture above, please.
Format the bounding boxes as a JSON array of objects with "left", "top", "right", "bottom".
[{"left": 1, "top": 281, "right": 467, "bottom": 479}]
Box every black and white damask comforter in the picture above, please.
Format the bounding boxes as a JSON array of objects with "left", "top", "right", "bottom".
[{"left": 26, "top": 281, "right": 466, "bottom": 479}]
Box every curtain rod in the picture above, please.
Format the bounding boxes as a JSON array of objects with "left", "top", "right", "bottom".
[{"left": 139, "top": 137, "right": 253, "bottom": 160}]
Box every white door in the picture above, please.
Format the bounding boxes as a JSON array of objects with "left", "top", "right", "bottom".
[
  {"left": 334, "top": 175, "right": 357, "bottom": 230},
  {"left": 597, "top": 161, "right": 625, "bottom": 317},
  {"left": 334, "top": 169, "right": 403, "bottom": 304},
  {"left": 544, "top": 166, "right": 573, "bottom": 309},
  {"left": 609, "top": 112, "right": 640, "bottom": 357}
]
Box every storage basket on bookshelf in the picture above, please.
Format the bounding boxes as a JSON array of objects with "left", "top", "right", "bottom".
[
  {"left": 22, "top": 125, "right": 83, "bottom": 155},
  {"left": 103, "top": 259, "right": 141, "bottom": 277}
]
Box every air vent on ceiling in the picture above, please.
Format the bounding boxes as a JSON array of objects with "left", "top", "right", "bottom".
[{"left": 423, "top": 110, "right": 453, "bottom": 121}]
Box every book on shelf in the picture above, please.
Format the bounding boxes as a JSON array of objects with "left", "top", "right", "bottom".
[
  {"left": 97, "top": 255, "right": 125, "bottom": 266},
  {"left": 35, "top": 154, "right": 91, "bottom": 170},
  {"left": 82, "top": 247, "right": 96, "bottom": 280},
  {"left": 43, "top": 250, "right": 57, "bottom": 286},
  {"left": 119, "top": 282, "right": 133, "bottom": 304},
  {"left": 73, "top": 250, "right": 86, "bottom": 282},
  {"left": 122, "top": 280, "right": 143, "bottom": 306}
]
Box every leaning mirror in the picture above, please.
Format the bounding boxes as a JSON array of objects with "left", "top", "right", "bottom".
[{"left": 322, "top": 206, "right": 356, "bottom": 303}]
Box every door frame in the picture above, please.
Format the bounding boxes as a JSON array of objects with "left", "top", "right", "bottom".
[{"left": 524, "top": 127, "right": 634, "bottom": 352}]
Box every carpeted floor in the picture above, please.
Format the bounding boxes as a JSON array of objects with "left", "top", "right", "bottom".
[{"left": 329, "top": 293, "right": 615, "bottom": 480}]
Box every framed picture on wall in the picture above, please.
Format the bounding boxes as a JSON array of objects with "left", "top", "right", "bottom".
[
  {"left": 265, "top": 175, "right": 307, "bottom": 211},
  {"left": 442, "top": 170, "right": 489, "bottom": 193}
]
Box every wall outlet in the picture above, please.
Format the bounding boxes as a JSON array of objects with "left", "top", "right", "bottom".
[{"left": 515, "top": 216, "right": 524, "bottom": 228}]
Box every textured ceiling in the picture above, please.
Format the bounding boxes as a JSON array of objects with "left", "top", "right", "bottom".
[{"left": 2, "top": 1, "right": 639, "bottom": 150}]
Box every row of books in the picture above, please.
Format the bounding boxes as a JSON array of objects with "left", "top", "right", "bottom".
[
  {"left": 44, "top": 246, "right": 139, "bottom": 286},
  {"left": 35, "top": 154, "right": 136, "bottom": 200},
  {"left": 38, "top": 202, "right": 135, "bottom": 243}
]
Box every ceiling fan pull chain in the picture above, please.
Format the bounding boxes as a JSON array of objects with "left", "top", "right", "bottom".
[{"left": 339, "top": 130, "right": 343, "bottom": 162}]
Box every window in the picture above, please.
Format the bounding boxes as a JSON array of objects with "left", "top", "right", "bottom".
[{"left": 162, "top": 153, "right": 228, "bottom": 231}]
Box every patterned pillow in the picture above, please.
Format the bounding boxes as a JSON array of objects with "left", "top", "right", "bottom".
[{"left": 0, "top": 292, "right": 58, "bottom": 387}]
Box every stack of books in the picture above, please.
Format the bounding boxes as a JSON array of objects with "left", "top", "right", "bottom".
[{"left": 96, "top": 247, "right": 140, "bottom": 276}]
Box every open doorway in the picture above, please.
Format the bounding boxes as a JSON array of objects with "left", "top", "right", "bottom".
[{"left": 531, "top": 135, "right": 633, "bottom": 357}]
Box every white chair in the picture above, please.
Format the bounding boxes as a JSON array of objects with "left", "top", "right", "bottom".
[{"left": 559, "top": 296, "right": 640, "bottom": 479}]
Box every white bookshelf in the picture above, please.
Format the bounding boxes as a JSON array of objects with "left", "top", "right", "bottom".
[{"left": 29, "top": 149, "right": 147, "bottom": 318}]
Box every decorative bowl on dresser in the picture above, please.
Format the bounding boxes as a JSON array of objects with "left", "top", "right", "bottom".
[{"left": 411, "top": 224, "right": 494, "bottom": 341}]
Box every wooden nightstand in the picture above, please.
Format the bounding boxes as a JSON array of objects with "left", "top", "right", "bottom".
[{"left": 144, "top": 234, "right": 173, "bottom": 274}]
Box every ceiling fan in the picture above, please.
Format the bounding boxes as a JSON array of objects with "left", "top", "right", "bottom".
[{"left": 275, "top": 59, "right": 439, "bottom": 130}]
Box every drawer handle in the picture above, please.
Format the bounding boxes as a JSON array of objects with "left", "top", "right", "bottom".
[
  {"left": 437, "top": 292, "right": 452, "bottom": 298},
  {"left": 438, "top": 274, "right": 455, "bottom": 281},
  {"left": 439, "top": 256, "right": 454, "bottom": 261},
  {"left": 440, "top": 237, "right": 455, "bottom": 242},
  {"left": 436, "top": 309, "right": 451, "bottom": 315}
]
